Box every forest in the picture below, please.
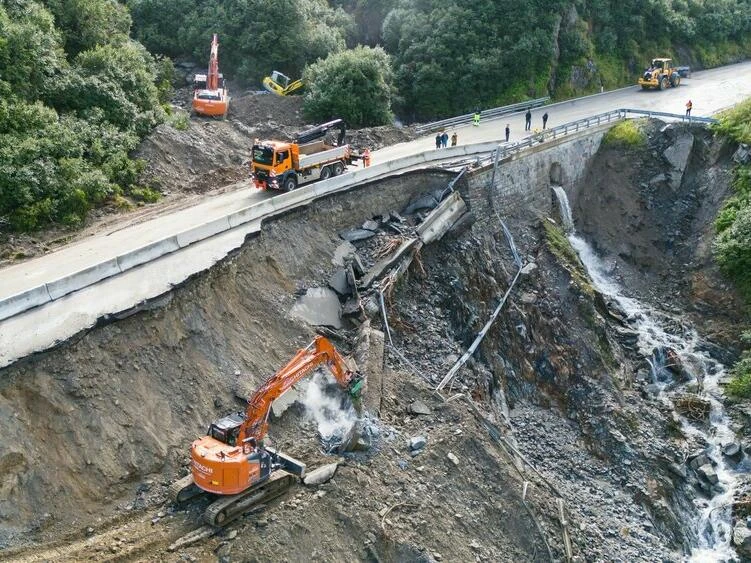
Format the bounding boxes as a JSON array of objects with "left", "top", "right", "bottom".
[{"left": 1, "top": 0, "right": 750, "bottom": 232}]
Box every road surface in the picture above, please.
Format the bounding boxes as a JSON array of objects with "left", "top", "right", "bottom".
[{"left": 0, "top": 61, "right": 750, "bottom": 367}]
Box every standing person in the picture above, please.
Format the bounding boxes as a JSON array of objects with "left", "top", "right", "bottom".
[
  {"left": 441, "top": 131, "right": 449, "bottom": 148},
  {"left": 473, "top": 109, "right": 481, "bottom": 126},
  {"left": 451, "top": 131, "right": 457, "bottom": 146},
  {"left": 542, "top": 112, "right": 549, "bottom": 130},
  {"left": 435, "top": 132, "right": 441, "bottom": 149},
  {"left": 362, "top": 147, "right": 371, "bottom": 168},
  {"left": 505, "top": 123, "right": 510, "bottom": 142},
  {"left": 525, "top": 108, "right": 532, "bottom": 131},
  {"left": 685, "top": 99, "right": 693, "bottom": 117}
]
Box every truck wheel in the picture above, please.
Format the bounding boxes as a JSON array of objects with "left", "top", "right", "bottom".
[
  {"left": 671, "top": 74, "right": 680, "bottom": 87},
  {"left": 320, "top": 166, "right": 332, "bottom": 180},
  {"left": 283, "top": 175, "right": 297, "bottom": 191},
  {"left": 332, "top": 162, "right": 345, "bottom": 176},
  {"left": 659, "top": 76, "right": 669, "bottom": 90}
]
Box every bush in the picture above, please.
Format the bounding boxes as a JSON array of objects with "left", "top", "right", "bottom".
[
  {"left": 303, "top": 46, "right": 394, "bottom": 128},
  {"left": 602, "top": 120, "right": 647, "bottom": 149}
]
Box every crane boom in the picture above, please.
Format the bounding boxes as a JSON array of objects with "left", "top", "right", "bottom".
[{"left": 238, "top": 335, "right": 360, "bottom": 444}]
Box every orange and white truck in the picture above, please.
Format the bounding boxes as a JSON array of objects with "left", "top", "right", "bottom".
[{"left": 249, "top": 119, "right": 367, "bottom": 191}]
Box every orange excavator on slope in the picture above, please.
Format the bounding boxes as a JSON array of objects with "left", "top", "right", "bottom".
[
  {"left": 192, "top": 34, "right": 229, "bottom": 117},
  {"left": 171, "top": 336, "right": 363, "bottom": 526}
]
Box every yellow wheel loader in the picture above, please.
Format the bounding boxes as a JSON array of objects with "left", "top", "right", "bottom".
[{"left": 638, "top": 58, "right": 681, "bottom": 90}]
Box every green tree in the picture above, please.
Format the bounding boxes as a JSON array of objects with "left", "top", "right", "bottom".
[
  {"left": 45, "top": 0, "right": 131, "bottom": 56},
  {"left": 302, "top": 45, "right": 394, "bottom": 128}
]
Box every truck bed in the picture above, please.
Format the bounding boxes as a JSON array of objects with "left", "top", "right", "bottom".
[{"left": 299, "top": 145, "right": 349, "bottom": 169}]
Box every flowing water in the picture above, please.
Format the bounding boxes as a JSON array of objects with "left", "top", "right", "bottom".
[{"left": 553, "top": 187, "right": 739, "bottom": 561}]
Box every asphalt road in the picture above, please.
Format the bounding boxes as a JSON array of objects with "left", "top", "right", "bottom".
[
  {"left": 0, "top": 61, "right": 750, "bottom": 367},
  {"left": 2, "top": 61, "right": 750, "bottom": 300}
]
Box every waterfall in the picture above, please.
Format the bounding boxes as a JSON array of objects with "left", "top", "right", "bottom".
[
  {"left": 552, "top": 185, "right": 574, "bottom": 231},
  {"left": 557, "top": 188, "right": 738, "bottom": 561}
]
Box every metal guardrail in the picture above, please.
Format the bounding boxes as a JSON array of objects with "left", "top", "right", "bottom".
[
  {"left": 494, "top": 108, "right": 717, "bottom": 159},
  {"left": 415, "top": 97, "right": 550, "bottom": 134},
  {"left": 622, "top": 108, "right": 717, "bottom": 124}
]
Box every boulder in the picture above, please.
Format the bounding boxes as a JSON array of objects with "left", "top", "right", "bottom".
[
  {"left": 696, "top": 463, "right": 719, "bottom": 485},
  {"left": 722, "top": 442, "right": 742, "bottom": 460},
  {"left": 689, "top": 453, "right": 709, "bottom": 471},
  {"left": 734, "top": 522, "right": 751, "bottom": 559},
  {"left": 663, "top": 132, "right": 694, "bottom": 174},
  {"left": 409, "top": 436, "right": 427, "bottom": 451},
  {"left": 520, "top": 262, "right": 538, "bottom": 275},
  {"left": 303, "top": 462, "right": 339, "bottom": 486},
  {"left": 408, "top": 400, "right": 431, "bottom": 415},
  {"left": 733, "top": 144, "right": 750, "bottom": 165}
]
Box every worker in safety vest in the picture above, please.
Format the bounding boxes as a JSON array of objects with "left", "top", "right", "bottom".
[
  {"left": 473, "top": 109, "right": 481, "bottom": 126},
  {"left": 362, "top": 148, "right": 371, "bottom": 167}
]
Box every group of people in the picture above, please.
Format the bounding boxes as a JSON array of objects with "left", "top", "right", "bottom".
[
  {"left": 435, "top": 130, "right": 458, "bottom": 149},
  {"left": 524, "top": 108, "right": 549, "bottom": 131}
]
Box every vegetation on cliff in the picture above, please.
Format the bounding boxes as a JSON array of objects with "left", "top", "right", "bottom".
[
  {"left": 713, "top": 98, "right": 751, "bottom": 396},
  {"left": 0, "top": 0, "right": 169, "bottom": 231}
]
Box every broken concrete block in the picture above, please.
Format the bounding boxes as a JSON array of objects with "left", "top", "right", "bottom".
[
  {"left": 332, "top": 241, "right": 357, "bottom": 267},
  {"left": 362, "top": 219, "right": 379, "bottom": 231},
  {"left": 353, "top": 320, "right": 385, "bottom": 415},
  {"left": 303, "top": 462, "right": 339, "bottom": 486},
  {"left": 328, "top": 269, "right": 352, "bottom": 297},
  {"left": 663, "top": 133, "right": 694, "bottom": 173}
]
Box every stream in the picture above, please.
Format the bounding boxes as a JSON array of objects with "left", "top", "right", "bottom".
[{"left": 554, "top": 186, "right": 741, "bottom": 561}]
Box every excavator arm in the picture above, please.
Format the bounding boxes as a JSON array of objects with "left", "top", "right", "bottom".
[{"left": 237, "top": 335, "right": 362, "bottom": 444}]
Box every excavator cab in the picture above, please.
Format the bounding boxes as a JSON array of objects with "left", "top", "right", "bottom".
[
  {"left": 263, "top": 71, "right": 304, "bottom": 96},
  {"left": 207, "top": 412, "right": 245, "bottom": 446}
]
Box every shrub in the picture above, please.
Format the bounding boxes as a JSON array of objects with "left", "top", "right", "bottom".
[
  {"left": 303, "top": 46, "right": 394, "bottom": 128},
  {"left": 602, "top": 120, "right": 647, "bottom": 149}
]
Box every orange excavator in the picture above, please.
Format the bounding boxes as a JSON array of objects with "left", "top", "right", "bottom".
[
  {"left": 171, "top": 336, "right": 363, "bottom": 526},
  {"left": 192, "top": 34, "right": 229, "bottom": 117}
]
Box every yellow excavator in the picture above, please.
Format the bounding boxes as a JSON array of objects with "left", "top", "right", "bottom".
[{"left": 263, "top": 70, "right": 304, "bottom": 96}]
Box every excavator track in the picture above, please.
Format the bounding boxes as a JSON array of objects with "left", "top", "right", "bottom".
[
  {"left": 170, "top": 474, "right": 204, "bottom": 504},
  {"left": 203, "top": 471, "right": 296, "bottom": 527}
]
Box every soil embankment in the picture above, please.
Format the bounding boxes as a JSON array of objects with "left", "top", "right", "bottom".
[{"left": 1, "top": 119, "right": 747, "bottom": 561}]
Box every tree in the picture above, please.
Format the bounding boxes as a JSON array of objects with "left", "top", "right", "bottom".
[
  {"left": 302, "top": 45, "right": 394, "bottom": 128},
  {"left": 45, "top": 0, "right": 131, "bottom": 56}
]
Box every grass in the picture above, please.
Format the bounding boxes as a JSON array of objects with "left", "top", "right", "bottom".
[
  {"left": 167, "top": 110, "right": 190, "bottom": 131},
  {"left": 542, "top": 219, "right": 593, "bottom": 295},
  {"left": 602, "top": 119, "right": 647, "bottom": 149}
]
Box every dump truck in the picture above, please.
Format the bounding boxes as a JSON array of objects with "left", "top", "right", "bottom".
[
  {"left": 249, "top": 119, "right": 367, "bottom": 191},
  {"left": 638, "top": 58, "right": 682, "bottom": 90}
]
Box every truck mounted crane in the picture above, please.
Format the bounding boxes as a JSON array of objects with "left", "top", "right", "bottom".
[
  {"left": 192, "top": 34, "right": 229, "bottom": 117},
  {"left": 171, "top": 336, "right": 363, "bottom": 526},
  {"left": 250, "top": 118, "right": 367, "bottom": 191}
]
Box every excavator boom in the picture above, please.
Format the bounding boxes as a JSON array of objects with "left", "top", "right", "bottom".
[{"left": 192, "top": 33, "right": 229, "bottom": 117}]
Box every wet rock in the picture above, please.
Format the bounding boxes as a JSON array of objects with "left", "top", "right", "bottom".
[
  {"left": 408, "top": 400, "right": 431, "bottom": 415},
  {"left": 734, "top": 522, "right": 751, "bottom": 558},
  {"left": 409, "top": 436, "right": 427, "bottom": 451},
  {"left": 688, "top": 453, "right": 709, "bottom": 470},
  {"left": 696, "top": 463, "right": 719, "bottom": 485},
  {"left": 722, "top": 442, "right": 742, "bottom": 460},
  {"left": 303, "top": 462, "right": 340, "bottom": 486}
]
